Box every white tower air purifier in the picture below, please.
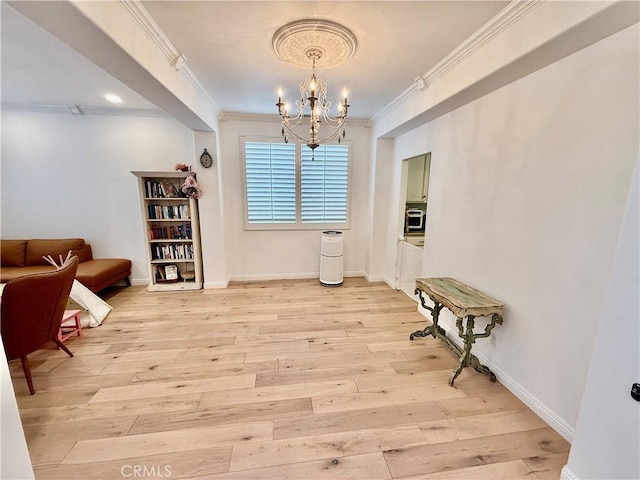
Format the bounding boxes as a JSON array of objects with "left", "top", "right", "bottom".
[{"left": 320, "top": 230, "right": 343, "bottom": 287}]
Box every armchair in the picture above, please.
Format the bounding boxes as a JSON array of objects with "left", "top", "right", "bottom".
[{"left": 1, "top": 256, "right": 79, "bottom": 394}]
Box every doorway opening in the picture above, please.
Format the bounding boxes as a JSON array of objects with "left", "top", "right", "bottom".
[{"left": 396, "top": 152, "right": 431, "bottom": 300}]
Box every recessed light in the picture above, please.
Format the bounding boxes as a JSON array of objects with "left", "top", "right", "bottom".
[{"left": 104, "top": 93, "right": 123, "bottom": 104}]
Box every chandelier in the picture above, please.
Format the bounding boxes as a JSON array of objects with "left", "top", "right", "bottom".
[
  {"left": 272, "top": 19, "right": 357, "bottom": 156},
  {"left": 276, "top": 49, "right": 348, "bottom": 152}
]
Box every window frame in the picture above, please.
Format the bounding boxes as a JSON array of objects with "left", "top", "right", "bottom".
[{"left": 240, "top": 136, "right": 351, "bottom": 231}]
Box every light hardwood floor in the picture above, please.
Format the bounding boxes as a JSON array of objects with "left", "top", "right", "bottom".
[{"left": 10, "top": 278, "right": 569, "bottom": 479}]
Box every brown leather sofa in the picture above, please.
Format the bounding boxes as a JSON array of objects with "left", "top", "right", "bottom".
[{"left": 1, "top": 238, "right": 131, "bottom": 293}]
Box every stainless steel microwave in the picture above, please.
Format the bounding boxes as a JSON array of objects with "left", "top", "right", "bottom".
[{"left": 407, "top": 209, "right": 425, "bottom": 230}]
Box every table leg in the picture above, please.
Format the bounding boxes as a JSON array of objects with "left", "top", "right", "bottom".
[
  {"left": 450, "top": 315, "right": 500, "bottom": 385},
  {"left": 410, "top": 289, "right": 445, "bottom": 340},
  {"left": 469, "top": 354, "right": 497, "bottom": 382},
  {"left": 449, "top": 317, "right": 471, "bottom": 385}
]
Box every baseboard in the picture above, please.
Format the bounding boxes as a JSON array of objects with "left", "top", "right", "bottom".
[
  {"left": 364, "top": 273, "right": 388, "bottom": 283},
  {"left": 385, "top": 277, "right": 397, "bottom": 290},
  {"left": 227, "top": 271, "right": 365, "bottom": 282},
  {"left": 416, "top": 304, "right": 575, "bottom": 443},
  {"left": 130, "top": 278, "right": 148, "bottom": 286},
  {"left": 203, "top": 280, "right": 229, "bottom": 289},
  {"left": 228, "top": 272, "right": 318, "bottom": 282},
  {"left": 560, "top": 465, "right": 579, "bottom": 480}
]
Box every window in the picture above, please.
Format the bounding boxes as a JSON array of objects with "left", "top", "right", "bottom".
[
  {"left": 242, "top": 138, "right": 350, "bottom": 229},
  {"left": 244, "top": 142, "right": 296, "bottom": 224}
]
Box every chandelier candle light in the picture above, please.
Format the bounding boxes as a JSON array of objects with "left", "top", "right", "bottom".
[
  {"left": 276, "top": 49, "right": 349, "bottom": 154},
  {"left": 273, "top": 19, "right": 357, "bottom": 159}
]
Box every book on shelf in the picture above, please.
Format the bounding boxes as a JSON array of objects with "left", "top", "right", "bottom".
[
  {"left": 153, "top": 264, "right": 179, "bottom": 283},
  {"left": 152, "top": 243, "right": 194, "bottom": 261},
  {"left": 148, "top": 224, "right": 192, "bottom": 240},
  {"left": 165, "top": 265, "right": 178, "bottom": 281},
  {"left": 147, "top": 204, "right": 190, "bottom": 220},
  {"left": 145, "top": 180, "right": 183, "bottom": 199}
]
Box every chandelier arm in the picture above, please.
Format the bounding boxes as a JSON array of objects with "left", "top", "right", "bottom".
[
  {"left": 280, "top": 125, "right": 321, "bottom": 145},
  {"left": 276, "top": 48, "right": 350, "bottom": 150},
  {"left": 319, "top": 112, "right": 346, "bottom": 127},
  {"left": 313, "top": 126, "right": 347, "bottom": 146}
]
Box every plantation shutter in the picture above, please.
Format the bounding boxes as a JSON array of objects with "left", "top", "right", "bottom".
[
  {"left": 245, "top": 142, "right": 296, "bottom": 224},
  {"left": 301, "top": 144, "right": 349, "bottom": 223}
]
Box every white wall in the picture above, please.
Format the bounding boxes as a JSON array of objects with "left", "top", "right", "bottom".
[
  {"left": 192, "top": 130, "right": 228, "bottom": 287},
  {"left": 0, "top": 111, "right": 373, "bottom": 286},
  {"left": 563, "top": 159, "right": 639, "bottom": 479},
  {"left": 218, "top": 118, "right": 372, "bottom": 280},
  {"left": 0, "top": 111, "right": 195, "bottom": 284},
  {"left": 366, "top": 138, "right": 394, "bottom": 282},
  {"left": 1, "top": 350, "right": 33, "bottom": 480},
  {"left": 383, "top": 24, "right": 639, "bottom": 436}
]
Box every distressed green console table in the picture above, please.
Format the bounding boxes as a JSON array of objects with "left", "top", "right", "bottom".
[{"left": 410, "top": 277, "right": 504, "bottom": 386}]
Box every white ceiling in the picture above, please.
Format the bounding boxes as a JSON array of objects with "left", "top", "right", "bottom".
[
  {"left": 1, "top": 1, "right": 509, "bottom": 120},
  {"left": 0, "top": 2, "right": 159, "bottom": 112}
]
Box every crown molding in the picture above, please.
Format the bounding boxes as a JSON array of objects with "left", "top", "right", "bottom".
[
  {"left": 1, "top": 102, "right": 169, "bottom": 118},
  {"left": 117, "top": 0, "right": 220, "bottom": 113},
  {"left": 372, "top": 0, "right": 542, "bottom": 122},
  {"left": 219, "top": 111, "right": 371, "bottom": 128},
  {"left": 425, "top": 0, "right": 542, "bottom": 85}
]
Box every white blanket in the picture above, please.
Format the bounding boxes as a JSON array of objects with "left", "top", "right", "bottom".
[
  {"left": 68, "top": 279, "right": 112, "bottom": 327},
  {"left": 0, "top": 279, "right": 112, "bottom": 328},
  {"left": 41, "top": 252, "right": 113, "bottom": 327}
]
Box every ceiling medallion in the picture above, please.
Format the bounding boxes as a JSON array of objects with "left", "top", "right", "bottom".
[
  {"left": 273, "top": 19, "right": 356, "bottom": 158},
  {"left": 272, "top": 19, "right": 357, "bottom": 70}
]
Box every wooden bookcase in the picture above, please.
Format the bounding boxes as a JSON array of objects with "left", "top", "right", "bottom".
[{"left": 132, "top": 171, "right": 203, "bottom": 291}]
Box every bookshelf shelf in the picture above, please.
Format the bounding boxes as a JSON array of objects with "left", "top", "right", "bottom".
[{"left": 132, "top": 171, "right": 203, "bottom": 291}]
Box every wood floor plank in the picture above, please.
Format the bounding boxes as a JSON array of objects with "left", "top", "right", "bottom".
[
  {"left": 34, "top": 446, "right": 232, "bottom": 480},
  {"left": 419, "top": 409, "right": 549, "bottom": 444},
  {"left": 16, "top": 387, "right": 99, "bottom": 409},
  {"left": 183, "top": 339, "right": 310, "bottom": 358},
  {"left": 234, "top": 329, "right": 348, "bottom": 343},
  {"left": 132, "top": 360, "right": 277, "bottom": 383},
  {"left": 279, "top": 351, "right": 406, "bottom": 371},
  {"left": 100, "top": 353, "right": 247, "bottom": 374},
  {"left": 104, "top": 335, "right": 236, "bottom": 354},
  {"left": 60, "top": 420, "right": 273, "bottom": 465},
  {"left": 523, "top": 452, "right": 570, "bottom": 480},
  {"left": 9, "top": 355, "right": 69, "bottom": 375},
  {"left": 400, "top": 459, "right": 534, "bottom": 479},
  {"left": 391, "top": 357, "right": 460, "bottom": 374},
  {"left": 383, "top": 428, "right": 570, "bottom": 478},
  {"left": 192, "top": 451, "right": 391, "bottom": 480},
  {"left": 199, "top": 379, "right": 358, "bottom": 409},
  {"left": 24, "top": 416, "right": 136, "bottom": 467},
  {"left": 88, "top": 374, "right": 256, "bottom": 403},
  {"left": 273, "top": 401, "right": 447, "bottom": 440},
  {"left": 312, "top": 383, "right": 467, "bottom": 414},
  {"left": 255, "top": 364, "right": 395, "bottom": 387},
  {"left": 367, "top": 340, "right": 432, "bottom": 352},
  {"left": 129, "top": 398, "right": 312, "bottom": 435},
  {"left": 259, "top": 322, "right": 365, "bottom": 335},
  {"left": 7, "top": 281, "right": 569, "bottom": 480},
  {"left": 354, "top": 370, "right": 456, "bottom": 391},
  {"left": 246, "top": 342, "right": 370, "bottom": 362},
  {"left": 229, "top": 425, "right": 426, "bottom": 472},
  {"left": 12, "top": 372, "right": 135, "bottom": 396},
  {"left": 19, "top": 394, "right": 203, "bottom": 425}
]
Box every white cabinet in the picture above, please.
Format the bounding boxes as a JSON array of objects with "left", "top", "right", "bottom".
[
  {"left": 132, "top": 171, "right": 203, "bottom": 291},
  {"left": 406, "top": 153, "right": 431, "bottom": 203}
]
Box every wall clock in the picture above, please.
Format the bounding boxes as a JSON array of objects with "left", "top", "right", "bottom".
[{"left": 200, "top": 148, "right": 213, "bottom": 168}]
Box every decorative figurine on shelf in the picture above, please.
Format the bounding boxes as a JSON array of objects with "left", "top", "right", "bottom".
[
  {"left": 163, "top": 182, "right": 179, "bottom": 198},
  {"left": 175, "top": 163, "right": 190, "bottom": 172},
  {"left": 181, "top": 172, "right": 201, "bottom": 199}
]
